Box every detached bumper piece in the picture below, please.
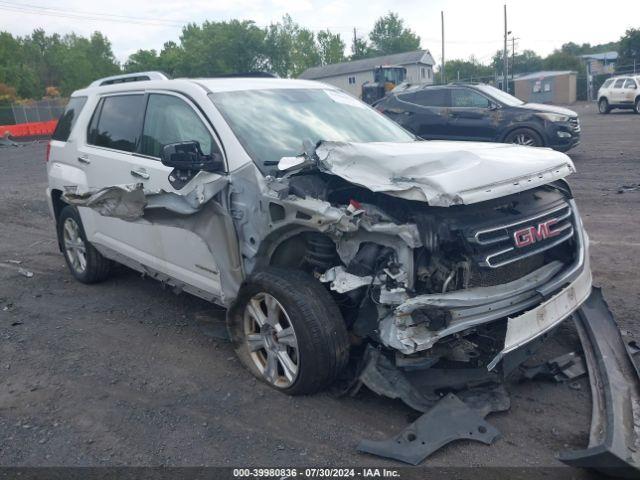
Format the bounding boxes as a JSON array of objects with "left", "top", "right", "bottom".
[
  {"left": 357, "top": 393, "right": 500, "bottom": 465},
  {"left": 559, "top": 288, "right": 640, "bottom": 478}
]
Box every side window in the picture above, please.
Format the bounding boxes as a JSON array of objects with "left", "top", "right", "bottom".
[
  {"left": 140, "top": 94, "right": 216, "bottom": 158},
  {"left": 52, "top": 96, "right": 87, "bottom": 141},
  {"left": 624, "top": 79, "right": 637, "bottom": 89},
  {"left": 602, "top": 78, "right": 614, "bottom": 89},
  {"left": 451, "top": 89, "right": 491, "bottom": 108},
  {"left": 87, "top": 94, "right": 145, "bottom": 152},
  {"left": 401, "top": 89, "right": 449, "bottom": 107},
  {"left": 613, "top": 79, "right": 625, "bottom": 88}
]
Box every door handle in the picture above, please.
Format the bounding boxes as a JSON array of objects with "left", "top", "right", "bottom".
[
  {"left": 77, "top": 155, "right": 90, "bottom": 164},
  {"left": 130, "top": 169, "right": 150, "bottom": 180}
]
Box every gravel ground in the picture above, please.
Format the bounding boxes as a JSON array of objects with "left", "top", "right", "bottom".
[{"left": 0, "top": 102, "right": 638, "bottom": 473}]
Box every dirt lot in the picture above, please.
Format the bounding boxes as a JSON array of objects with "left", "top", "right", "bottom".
[{"left": 0, "top": 102, "right": 638, "bottom": 472}]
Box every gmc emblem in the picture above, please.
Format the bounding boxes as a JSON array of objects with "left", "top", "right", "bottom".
[{"left": 513, "top": 218, "right": 561, "bottom": 248}]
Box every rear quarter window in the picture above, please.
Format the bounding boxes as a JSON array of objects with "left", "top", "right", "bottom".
[
  {"left": 400, "top": 89, "right": 449, "bottom": 107},
  {"left": 87, "top": 94, "right": 145, "bottom": 152},
  {"left": 601, "top": 78, "right": 614, "bottom": 89},
  {"left": 51, "top": 96, "right": 87, "bottom": 142}
]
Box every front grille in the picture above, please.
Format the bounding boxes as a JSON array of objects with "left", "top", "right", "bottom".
[
  {"left": 469, "top": 202, "right": 575, "bottom": 269},
  {"left": 469, "top": 253, "right": 545, "bottom": 287},
  {"left": 569, "top": 117, "right": 580, "bottom": 133}
]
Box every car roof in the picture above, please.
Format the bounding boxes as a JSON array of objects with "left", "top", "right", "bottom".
[{"left": 72, "top": 77, "right": 335, "bottom": 97}]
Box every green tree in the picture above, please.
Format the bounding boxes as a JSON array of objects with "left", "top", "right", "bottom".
[
  {"left": 543, "top": 50, "right": 582, "bottom": 71},
  {"left": 369, "top": 12, "right": 420, "bottom": 55},
  {"left": 178, "top": 20, "right": 266, "bottom": 77},
  {"left": 124, "top": 49, "right": 160, "bottom": 73},
  {"left": 444, "top": 57, "right": 492, "bottom": 82},
  {"left": 264, "top": 15, "right": 321, "bottom": 77},
  {"left": 317, "top": 30, "right": 345, "bottom": 65},
  {"left": 512, "top": 50, "right": 543, "bottom": 74},
  {"left": 492, "top": 49, "right": 543, "bottom": 75},
  {"left": 158, "top": 41, "right": 182, "bottom": 76},
  {"left": 350, "top": 36, "right": 373, "bottom": 60},
  {"left": 618, "top": 28, "right": 640, "bottom": 66}
]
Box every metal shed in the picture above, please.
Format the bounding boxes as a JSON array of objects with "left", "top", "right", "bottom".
[{"left": 514, "top": 71, "right": 577, "bottom": 104}]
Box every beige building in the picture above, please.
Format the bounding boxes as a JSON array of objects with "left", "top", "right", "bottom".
[
  {"left": 299, "top": 50, "right": 435, "bottom": 97},
  {"left": 514, "top": 71, "right": 577, "bottom": 104}
]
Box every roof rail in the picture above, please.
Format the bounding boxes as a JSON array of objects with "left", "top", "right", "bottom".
[{"left": 89, "top": 71, "right": 170, "bottom": 87}]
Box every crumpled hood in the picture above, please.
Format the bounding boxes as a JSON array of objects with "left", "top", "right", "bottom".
[
  {"left": 315, "top": 140, "right": 575, "bottom": 207},
  {"left": 520, "top": 103, "right": 577, "bottom": 117}
]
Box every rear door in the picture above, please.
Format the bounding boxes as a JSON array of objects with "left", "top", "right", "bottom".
[
  {"left": 622, "top": 78, "right": 638, "bottom": 105},
  {"left": 446, "top": 87, "right": 498, "bottom": 141},
  {"left": 396, "top": 88, "right": 451, "bottom": 139},
  {"left": 610, "top": 78, "right": 627, "bottom": 104}
]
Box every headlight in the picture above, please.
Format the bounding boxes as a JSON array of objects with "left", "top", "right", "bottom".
[{"left": 536, "top": 112, "right": 570, "bottom": 123}]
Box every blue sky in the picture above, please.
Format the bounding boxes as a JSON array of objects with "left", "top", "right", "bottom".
[{"left": 0, "top": 0, "right": 636, "bottom": 65}]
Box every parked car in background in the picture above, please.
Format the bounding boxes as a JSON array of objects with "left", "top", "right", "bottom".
[
  {"left": 375, "top": 83, "right": 581, "bottom": 151},
  {"left": 597, "top": 76, "right": 640, "bottom": 114}
]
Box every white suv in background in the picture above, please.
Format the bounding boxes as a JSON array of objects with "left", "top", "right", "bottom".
[{"left": 597, "top": 75, "right": 640, "bottom": 114}]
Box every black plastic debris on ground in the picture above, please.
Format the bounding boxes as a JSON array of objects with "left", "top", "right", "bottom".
[
  {"left": 520, "top": 351, "right": 587, "bottom": 383},
  {"left": 357, "top": 393, "right": 501, "bottom": 465}
]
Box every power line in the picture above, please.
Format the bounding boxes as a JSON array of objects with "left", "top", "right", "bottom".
[
  {"left": 0, "top": 1, "right": 186, "bottom": 25},
  {"left": 0, "top": 1, "right": 368, "bottom": 32}
]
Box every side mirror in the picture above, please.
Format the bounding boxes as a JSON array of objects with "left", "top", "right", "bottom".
[
  {"left": 160, "top": 141, "right": 224, "bottom": 173},
  {"left": 488, "top": 102, "right": 499, "bottom": 111},
  {"left": 631, "top": 84, "right": 638, "bottom": 89}
]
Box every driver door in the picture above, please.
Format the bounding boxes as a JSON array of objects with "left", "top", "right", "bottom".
[
  {"left": 446, "top": 87, "right": 498, "bottom": 141},
  {"left": 79, "top": 91, "right": 229, "bottom": 299}
]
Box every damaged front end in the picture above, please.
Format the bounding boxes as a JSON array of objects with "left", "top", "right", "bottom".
[{"left": 265, "top": 152, "right": 592, "bottom": 395}]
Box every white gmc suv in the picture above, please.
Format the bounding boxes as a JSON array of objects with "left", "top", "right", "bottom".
[{"left": 46, "top": 71, "right": 592, "bottom": 397}]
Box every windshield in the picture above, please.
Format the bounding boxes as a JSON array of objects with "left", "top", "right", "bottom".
[
  {"left": 475, "top": 84, "right": 524, "bottom": 106},
  {"left": 209, "top": 88, "right": 414, "bottom": 170}
]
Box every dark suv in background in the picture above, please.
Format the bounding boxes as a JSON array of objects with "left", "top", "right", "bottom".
[{"left": 375, "top": 83, "right": 581, "bottom": 152}]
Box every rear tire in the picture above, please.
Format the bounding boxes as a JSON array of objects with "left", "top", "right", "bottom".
[
  {"left": 228, "top": 268, "right": 350, "bottom": 395},
  {"left": 504, "top": 128, "right": 543, "bottom": 147},
  {"left": 634, "top": 98, "right": 640, "bottom": 114},
  {"left": 57, "top": 205, "right": 112, "bottom": 284},
  {"left": 598, "top": 98, "right": 611, "bottom": 114}
]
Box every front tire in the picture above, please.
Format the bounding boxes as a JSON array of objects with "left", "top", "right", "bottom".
[
  {"left": 57, "top": 205, "right": 112, "bottom": 284},
  {"left": 599, "top": 98, "right": 611, "bottom": 114},
  {"left": 228, "top": 268, "right": 350, "bottom": 395},
  {"left": 504, "top": 128, "right": 543, "bottom": 147},
  {"left": 634, "top": 98, "right": 640, "bottom": 114}
]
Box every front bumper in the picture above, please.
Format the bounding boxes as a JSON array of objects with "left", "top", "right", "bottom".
[
  {"left": 559, "top": 288, "right": 640, "bottom": 478},
  {"left": 379, "top": 200, "right": 592, "bottom": 367},
  {"left": 546, "top": 120, "right": 581, "bottom": 152}
]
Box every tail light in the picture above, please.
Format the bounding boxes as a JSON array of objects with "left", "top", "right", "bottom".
[{"left": 45, "top": 141, "right": 51, "bottom": 162}]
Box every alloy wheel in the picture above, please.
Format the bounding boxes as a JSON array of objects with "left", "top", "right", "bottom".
[
  {"left": 243, "top": 292, "right": 299, "bottom": 388},
  {"left": 512, "top": 133, "right": 537, "bottom": 146},
  {"left": 62, "top": 217, "right": 87, "bottom": 273},
  {"left": 599, "top": 100, "right": 608, "bottom": 113}
]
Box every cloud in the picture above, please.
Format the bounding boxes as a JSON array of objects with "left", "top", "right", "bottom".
[{"left": 1, "top": 0, "right": 637, "bottom": 64}]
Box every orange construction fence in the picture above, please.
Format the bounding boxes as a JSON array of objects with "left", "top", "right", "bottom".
[{"left": 0, "top": 120, "right": 58, "bottom": 138}]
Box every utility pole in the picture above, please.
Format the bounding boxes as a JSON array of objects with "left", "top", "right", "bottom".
[
  {"left": 441, "top": 11, "right": 445, "bottom": 84},
  {"left": 353, "top": 28, "right": 357, "bottom": 56},
  {"left": 503, "top": 4, "right": 508, "bottom": 92},
  {"left": 511, "top": 36, "right": 519, "bottom": 83}
]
